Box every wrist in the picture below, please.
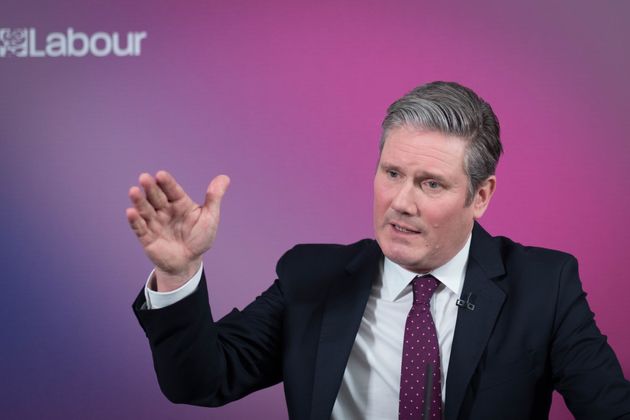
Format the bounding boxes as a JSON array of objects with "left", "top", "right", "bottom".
[{"left": 153, "top": 259, "right": 202, "bottom": 292}]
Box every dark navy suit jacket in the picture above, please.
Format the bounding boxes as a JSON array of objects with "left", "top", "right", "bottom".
[{"left": 133, "top": 223, "right": 630, "bottom": 419}]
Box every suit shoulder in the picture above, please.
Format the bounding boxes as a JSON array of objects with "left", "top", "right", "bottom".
[
  {"left": 492, "top": 234, "right": 578, "bottom": 277},
  {"left": 475, "top": 230, "right": 583, "bottom": 310},
  {"left": 277, "top": 238, "right": 375, "bottom": 274},
  {"left": 275, "top": 239, "right": 377, "bottom": 298},
  {"left": 496, "top": 234, "right": 575, "bottom": 261}
]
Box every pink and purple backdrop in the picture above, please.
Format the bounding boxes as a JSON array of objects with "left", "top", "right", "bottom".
[{"left": 2, "top": 0, "right": 628, "bottom": 418}]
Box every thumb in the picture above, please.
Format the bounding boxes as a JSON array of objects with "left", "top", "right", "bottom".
[{"left": 203, "top": 174, "right": 230, "bottom": 214}]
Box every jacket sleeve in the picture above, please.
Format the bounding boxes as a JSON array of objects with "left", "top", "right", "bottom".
[
  {"left": 132, "top": 270, "right": 285, "bottom": 407},
  {"left": 550, "top": 255, "right": 630, "bottom": 419}
]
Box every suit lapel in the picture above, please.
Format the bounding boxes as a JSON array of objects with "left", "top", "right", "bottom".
[
  {"left": 445, "top": 223, "right": 506, "bottom": 420},
  {"left": 309, "top": 240, "right": 382, "bottom": 420},
  {"left": 307, "top": 226, "right": 505, "bottom": 420}
]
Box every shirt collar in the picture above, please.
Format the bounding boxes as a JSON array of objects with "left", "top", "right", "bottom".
[{"left": 381, "top": 232, "right": 472, "bottom": 302}]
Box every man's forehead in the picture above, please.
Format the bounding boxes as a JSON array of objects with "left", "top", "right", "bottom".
[
  {"left": 382, "top": 129, "right": 466, "bottom": 162},
  {"left": 383, "top": 125, "right": 468, "bottom": 144},
  {"left": 378, "top": 159, "right": 452, "bottom": 181}
]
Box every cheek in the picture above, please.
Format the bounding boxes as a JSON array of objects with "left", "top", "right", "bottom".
[
  {"left": 424, "top": 202, "right": 465, "bottom": 230},
  {"left": 373, "top": 184, "right": 390, "bottom": 212},
  {"left": 373, "top": 193, "right": 385, "bottom": 225},
  {"left": 421, "top": 205, "right": 447, "bottom": 227}
]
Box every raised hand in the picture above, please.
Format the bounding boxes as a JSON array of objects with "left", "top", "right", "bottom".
[{"left": 126, "top": 170, "right": 230, "bottom": 291}]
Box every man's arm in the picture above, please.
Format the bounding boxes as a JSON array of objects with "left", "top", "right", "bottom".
[
  {"left": 133, "top": 270, "right": 285, "bottom": 406},
  {"left": 127, "top": 171, "right": 286, "bottom": 404},
  {"left": 551, "top": 256, "right": 630, "bottom": 419}
]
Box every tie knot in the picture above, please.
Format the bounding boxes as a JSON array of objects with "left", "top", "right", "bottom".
[{"left": 411, "top": 275, "right": 439, "bottom": 306}]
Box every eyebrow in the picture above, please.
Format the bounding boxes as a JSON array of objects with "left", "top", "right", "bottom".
[{"left": 379, "top": 162, "right": 449, "bottom": 184}]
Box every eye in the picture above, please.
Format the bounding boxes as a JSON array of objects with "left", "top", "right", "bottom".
[
  {"left": 423, "top": 180, "right": 442, "bottom": 190},
  {"left": 386, "top": 170, "right": 399, "bottom": 179}
]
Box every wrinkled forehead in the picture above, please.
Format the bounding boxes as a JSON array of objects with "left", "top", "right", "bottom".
[
  {"left": 380, "top": 124, "right": 470, "bottom": 156},
  {"left": 379, "top": 127, "right": 469, "bottom": 174}
]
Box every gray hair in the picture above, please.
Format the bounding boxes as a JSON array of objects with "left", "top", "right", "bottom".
[{"left": 380, "top": 81, "right": 503, "bottom": 205}]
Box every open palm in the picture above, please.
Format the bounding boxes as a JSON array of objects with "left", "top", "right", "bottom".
[{"left": 126, "top": 171, "right": 230, "bottom": 288}]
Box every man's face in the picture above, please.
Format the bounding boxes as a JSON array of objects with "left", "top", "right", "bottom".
[{"left": 373, "top": 126, "right": 490, "bottom": 273}]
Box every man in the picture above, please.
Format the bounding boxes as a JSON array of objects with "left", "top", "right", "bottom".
[{"left": 128, "top": 82, "right": 630, "bottom": 419}]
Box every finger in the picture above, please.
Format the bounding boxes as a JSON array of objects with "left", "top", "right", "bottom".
[
  {"left": 126, "top": 207, "right": 149, "bottom": 238},
  {"left": 139, "top": 173, "right": 169, "bottom": 210},
  {"left": 155, "top": 170, "right": 187, "bottom": 202},
  {"left": 203, "top": 174, "right": 230, "bottom": 214},
  {"left": 128, "top": 186, "right": 157, "bottom": 220}
]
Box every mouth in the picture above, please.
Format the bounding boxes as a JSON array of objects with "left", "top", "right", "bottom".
[{"left": 390, "top": 223, "right": 421, "bottom": 234}]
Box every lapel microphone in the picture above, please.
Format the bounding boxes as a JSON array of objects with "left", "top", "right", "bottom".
[{"left": 456, "top": 292, "right": 476, "bottom": 311}]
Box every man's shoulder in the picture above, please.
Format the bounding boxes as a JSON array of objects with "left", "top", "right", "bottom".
[
  {"left": 493, "top": 233, "right": 576, "bottom": 266},
  {"left": 475, "top": 226, "right": 579, "bottom": 284},
  {"left": 474, "top": 223, "right": 575, "bottom": 264},
  {"left": 277, "top": 238, "right": 378, "bottom": 273},
  {"left": 281, "top": 238, "right": 375, "bottom": 260},
  {"left": 471, "top": 225, "right": 583, "bottom": 301},
  {"left": 274, "top": 239, "right": 380, "bottom": 298}
]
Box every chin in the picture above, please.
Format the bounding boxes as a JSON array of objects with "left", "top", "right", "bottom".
[{"left": 383, "top": 246, "right": 422, "bottom": 271}]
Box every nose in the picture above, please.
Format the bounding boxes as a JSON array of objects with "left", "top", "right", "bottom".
[{"left": 390, "top": 181, "right": 418, "bottom": 216}]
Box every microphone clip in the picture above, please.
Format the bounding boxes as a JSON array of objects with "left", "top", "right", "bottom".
[{"left": 456, "top": 292, "right": 476, "bottom": 311}]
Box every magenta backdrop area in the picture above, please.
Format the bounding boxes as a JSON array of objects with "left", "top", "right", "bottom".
[{"left": 1, "top": 1, "right": 629, "bottom": 419}]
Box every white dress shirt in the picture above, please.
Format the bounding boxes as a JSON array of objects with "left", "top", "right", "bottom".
[
  {"left": 331, "top": 234, "right": 470, "bottom": 419},
  {"left": 144, "top": 264, "right": 203, "bottom": 310},
  {"left": 144, "top": 234, "right": 471, "bottom": 419}
]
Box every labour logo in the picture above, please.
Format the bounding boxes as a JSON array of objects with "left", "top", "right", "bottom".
[
  {"left": 0, "top": 27, "right": 146, "bottom": 58},
  {"left": 0, "top": 28, "right": 28, "bottom": 57}
]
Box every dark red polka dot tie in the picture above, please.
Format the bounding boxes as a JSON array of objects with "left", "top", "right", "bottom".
[{"left": 399, "top": 275, "right": 442, "bottom": 420}]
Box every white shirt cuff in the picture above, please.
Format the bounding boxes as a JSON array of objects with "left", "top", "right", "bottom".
[{"left": 144, "top": 263, "right": 204, "bottom": 310}]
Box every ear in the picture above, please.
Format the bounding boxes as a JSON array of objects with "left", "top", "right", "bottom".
[{"left": 472, "top": 176, "right": 496, "bottom": 219}]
